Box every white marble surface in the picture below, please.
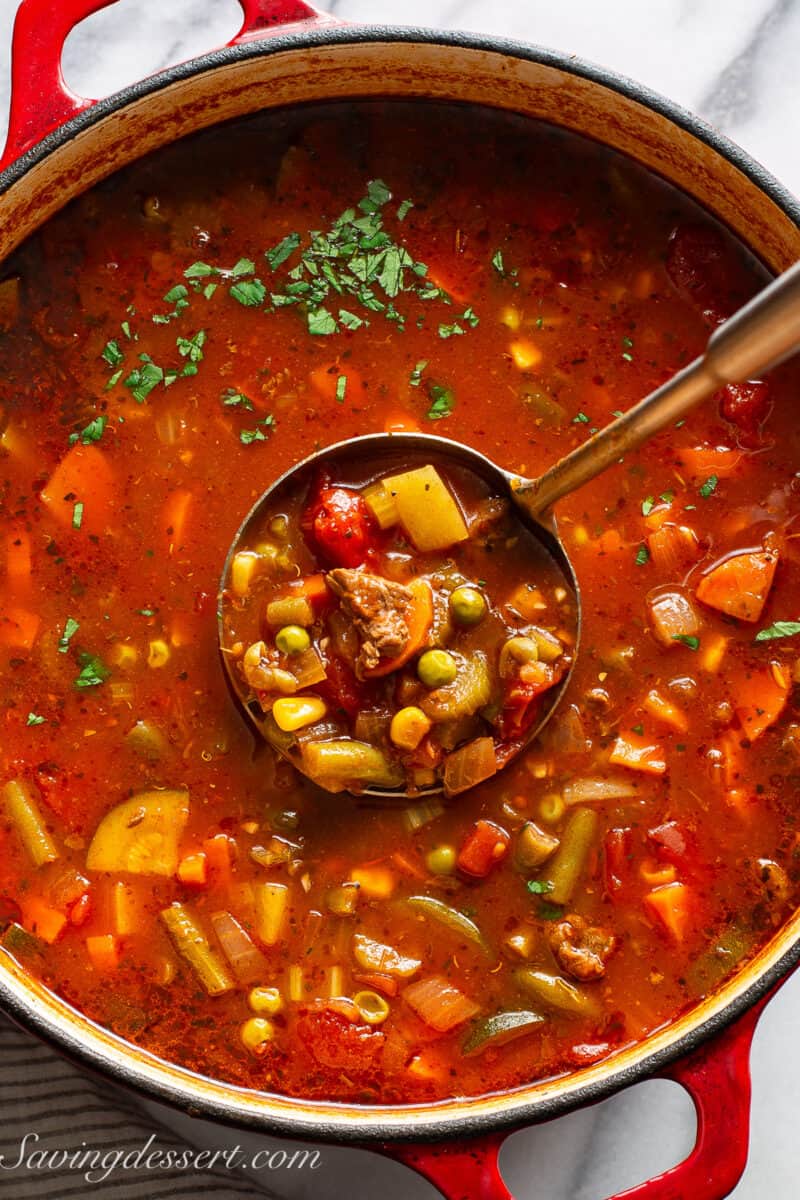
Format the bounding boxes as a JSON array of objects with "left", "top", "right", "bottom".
[{"left": 1, "top": 1, "right": 800, "bottom": 1197}]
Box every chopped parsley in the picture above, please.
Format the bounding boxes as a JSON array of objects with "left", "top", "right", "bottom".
[
  {"left": 635, "top": 544, "right": 649, "bottom": 566},
  {"left": 240, "top": 416, "right": 276, "bottom": 445},
  {"left": 660, "top": 489, "right": 675, "bottom": 504},
  {"left": 176, "top": 329, "right": 206, "bottom": 376},
  {"left": 672, "top": 634, "right": 700, "bottom": 650},
  {"left": 69, "top": 415, "right": 107, "bottom": 446},
  {"left": 409, "top": 360, "right": 428, "bottom": 388},
  {"left": 438, "top": 322, "right": 464, "bottom": 339},
  {"left": 26, "top": 712, "right": 46, "bottom": 727},
  {"left": 426, "top": 384, "right": 455, "bottom": 421},
  {"left": 491, "top": 248, "right": 506, "bottom": 275},
  {"left": 137, "top": 608, "right": 156, "bottom": 617},
  {"left": 699, "top": 474, "right": 719, "bottom": 498},
  {"left": 754, "top": 621, "right": 800, "bottom": 643},
  {"left": 123, "top": 354, "right": 164, "bottom": 403},
  {"left": 641, "top": 496, "right": 655, "bottom": 516},
  {"left": 621, "top": 335, "right": 634, "bottom": 362},
  {"left": 72, "top": 502, "right": 84, "bottom": 530},
  {"left": 396, "top": 199, "right": 414, "bottom": 222},
  {"left": 58, "top": 617, "right": 80, "bottom": 654},
  {"left": 307, "top": 307, "right": 337, "bottom": 337},
  {"left": 572, "top": 411, "right": 590, "bottom": 424},
  {"left": 101, "top": 339, "right": 123, "bottom": 367},
  {"left": 74, "top": 652, "right": 110, "bottom": 689},
  {"left": 230, "top": 278, "right": 266, "bottom": 307},
  {"left": 266, "top": 233, "right": 301, "bottom": 270},
  {"left": 631, "top": 723, "right": 644, "bottom": 735},
  {"left": 526, "top": 880, "right": 554, "bottom": 895},
  {"left": 335, "top": 375, "right": 347, "bottom": 403},
  {"left": 221, "top": 388, "right": 254, "bottom": 411},
  {"left": 152, "top": 283, "right": 190, "bottom": 325}
]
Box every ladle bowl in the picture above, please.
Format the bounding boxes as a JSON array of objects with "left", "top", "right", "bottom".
[{"left": 217, "top": 431, "right": 581, "bottom": 797}]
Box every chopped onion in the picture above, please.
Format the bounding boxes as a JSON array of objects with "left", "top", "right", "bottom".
[
  {"left": 562, "top": 776, "right": 637, "bottom": 805},
  {"left": 210, "top": 911, "right": 268, "bottom": 984}
]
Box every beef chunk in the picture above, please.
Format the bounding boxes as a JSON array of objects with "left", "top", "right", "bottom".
[
  {"left": 327, "top": 568, "right": 414, "bottom": 677},
  {"left": 549, "top": 914, "right": 617, "bottom": 981}
]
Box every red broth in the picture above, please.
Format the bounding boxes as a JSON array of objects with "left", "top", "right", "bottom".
[{"left": 1, "top": 102, "right": 799, "bottom": 1104}]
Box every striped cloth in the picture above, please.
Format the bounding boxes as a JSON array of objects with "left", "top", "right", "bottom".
[{"left": 0, "top": 1019, "right": 275, "bottom": 1199}]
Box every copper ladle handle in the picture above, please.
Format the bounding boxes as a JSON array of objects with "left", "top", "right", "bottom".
[{"left": 512, "top": 258, "right": 800, "bottom": 519}]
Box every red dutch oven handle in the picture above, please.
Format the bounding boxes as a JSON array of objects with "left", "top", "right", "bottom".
[
  {"left": 379, "top": 994, "right": 772, "bottom": 1200},
  {"left": 0, "top": 0, "right": 336, "bottom": 173}
]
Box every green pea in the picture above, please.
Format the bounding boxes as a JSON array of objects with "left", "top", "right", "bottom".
[
  {"left": 426, "top": 844, "right": 457, "bottom": 875},
  {"left": 417, "top": 649, "right": 457, "bottom": 688},
  {"left": 449, "top": 585, "right": 487, "bottom": 627},
  {"left": 275, "top": 625, "right": 311, "bottom": 656}
]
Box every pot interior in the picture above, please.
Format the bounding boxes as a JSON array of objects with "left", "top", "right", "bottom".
[{"left": 1, "top": 29, "right": 800, "bottom": 1140}]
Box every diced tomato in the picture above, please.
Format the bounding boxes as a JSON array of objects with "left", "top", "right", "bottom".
[
  {"left": 318, "top": 653, "right": 366, "bottom": 719},
  {"left": 296, "top": 1007, "right": 384, "bottom": 1072},
  {"left": 457, "top": 819, "right": 510, "bottom": 877},
  {"left": 717, "top": 380, "right": 771, "bottom": 444},
  {"left": 666, "top": 223, "right": 750, "bottom": 325},
  {"left": 603, "top": 827, "right": 633, "bottom": 896},
  {"left": 303, "top": 484, "right": 378, "bottom": 567},
  {"left": 647, "top": 821, "right": 688, "bottom": 864},
  {"left": 497, "top": 659, "right": 563, "bottom": 739}
]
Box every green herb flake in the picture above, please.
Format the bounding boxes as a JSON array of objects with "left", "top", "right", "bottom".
[
  {"left": 396, "top": 199, "right": 414, "bottom": 222},
  {"left": 631, "top": 723, "right": 644, "bottom": 735},
  {"left": 672, "top": 634, "right": 700, "bottom": 650},
  {"left": 72, "top": 502, "right": 84, "bottom": 530},
  {"left": 176, "top": 329, "right": 206, "bottom": 366},
  {"left": 338, "top": 309, "right": 364, "bottom": 331},
  {"left": 621, "top": 335, "right": 634, "bottom": 362},
  {"left": 572, "top": 411, "right": 590, "bottom": 424},
  {"left": 26, "top": 712, "right": 46, "bottom": 727},
  {"left": 101, "top": 339, "right": 123, "bottom": 367},
  {"left": 230, "top": 258, "right": 255, "bottom": 278},
  {"left": 635, "top": 544, "right": 649, "bottom": 566},
  {"left": 120, "top": 320, "right": 132, "bottom": 341},
  {"left": 230, "top": 278, "right": 266, "bottom": 308},
  {"left": 184, "top": 261, "right": 219, "bottom": 280},
  {"left": 266, "top": 234, "right": 301, "bottom": 271},
  {"left": 754, "top": 621, "right": 800, "bottom": 643},
  {"left": 137, "top": 608, "right": 155, "bottom": 618},
  {"left": 641, "top": 496, "right": 655, "bottom": 516},
  {"left": 426, "top": 384, "right": 455, "bottom": 421},
  {"left": 410, "top": 360, "right": 428, "bottom": 388},
  {"left": 74, "top": 652, "right": 110, "bottom": 690},
  {"left": 69, "top": 415, "right": 107, "bottom": 446},
  {"left": 438, "top": 322, "right": 465, "bottom": 340},
  {"left": 221, "top": 388, "right": 254, "bottom": 412},
  {"left": 491, "top": 249, "right": 506, "bottom": 275},
  {"left": 123, "top": 355, "right": 164, "bottom": 403},
  {"left": 699, "top": 474, "right": 719, "bottom": 498},
  {"left": 335, "top": 375, "right": 347, "bottom": 403},
  {"left": 105, "top": 369, "right": 123, "bottom": 391},
  {"left": 526, "top": 880, "right": 554, "bottom": 896},
  {"left": 659, "top": 490, "right": 675, "bottom": 504},
  {"left": 240, "top": 416, "right": 275, "bottom": 446},
  {"left": 308, "top": 307, "right": 337, "bottom": 337},
  {"left": 611, "top": 409, "right": 624, "bottom": 419},
  {"left": 58, "top": 617, "right": 80, "bottom": 654}
]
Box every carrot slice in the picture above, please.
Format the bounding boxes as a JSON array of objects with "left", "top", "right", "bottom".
[
  {"left": 362, "top": 578, "right": 433, "bottom": 678},
  {"left": 695, "top": 548, "right": 778, "bottom": 622},
  {"left": 643, "top": 882, "right": 692, "bottom": 941},
  {"left": 677, "top": 445, "right": 742, "bottom": 480},
  {"left": 609, "top": 731, "right": 667, "bottom": 775},
  {"left": 736, "top": 662, "right": 790, "bottom": 740},
  {"left": 288, "top": 572, "right": 331, "bottom": 609},
  {"left": 23, "top": 897, "right": 67, "bottom": 944},
  {"left": 177, "top": 852, "right": 208, "bottom": 887},
  {"left": 40, "top": 444, "right": 115, "bottom": 535},
  {"left": 86, "top": 933, "right": 121, "bottom": 972}
]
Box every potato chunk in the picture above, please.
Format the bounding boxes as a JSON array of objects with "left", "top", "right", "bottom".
[{"left": 382, "top": 465, "right": 468, "bottom": 551}]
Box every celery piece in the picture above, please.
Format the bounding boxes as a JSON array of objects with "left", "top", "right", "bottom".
[{"left": 2, "top": 780, "right": 59, "bottom": 868}]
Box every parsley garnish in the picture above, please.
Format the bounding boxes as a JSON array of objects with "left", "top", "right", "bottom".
[
  {"left": 240, "top": 416, "right": 276, "bottom": 445},
  {"left": 230, "top": 278, "right": 266, "bottom": 308},
  {"left": 410, "top": 360, "right": 428, "bottom": 388},
  {"left": 631, "top": 723, "right": 644, "bottom": 735},
  {"left": 699, "top": 474, "right": 719, "bottom": 498},
  {"left": 641, "top": 496, "right": 655, "bottom": 516},
  {"left": 335, "top": 375, "right": 347, "bottom": 403},
  {"left": 672, "top": 634, "right": 700, "bottom": 650},
  {"left": 572, "top": 411, "right": 590, "bottom": 424},
  {"left": 527, "top": 880, "right": 554, "bottom": 895},
  {"left": 438, "top": 322, "right": 464, "bottom": 339},
  {"left": 58, "top": 617, "right": 79, "bottom": 654},
  {"left": 308, "top": 307, "right": 337, "bottom": 337},
  {"left": 124, "top": 354, "right": 164, "bottom": 403},
  {"left": 72, "top": 502, "right": 84, "bottom": 530},
  {"left": 426, "top": 385, "right": 455, "bottom": 421},
  {"left": 26, "top": 713, "right": 46, "bottom": 727},
  {"left": 101, "top": 339, "right": 123, "bottom": 367},
  {"left": 266, "top": 233, "right": 301, "bottom": 270},
  {"left": 635, "top": 544, "right": 649, "bottom": 566},
  {"left": 754, "top": 621, "right": 800, "bottom": 643},
  {"left": 74, "top": 652, "right": 110, "bottom": 689},
  {"left": 660, "top": 490, "right": 675, "bottom": 504},
  {"left": 396, "top": 199, "right": 414, "bottom": 222},
  {"left": 176, "top": 329, "right": 206, "bottom": 376},
  {"left": 491, "top": 249, "right": 506, "bottom": 275},
  {"left": 221, "top": 388, "right": 254, "bottom": 411},
  {"left": 621, "top": 335, "right": 634, "bottom": 362},
  {"left": 152, "top": 283, "right": 190, "bottom": 325},
  {"left": 138, "top": 608, "right": 155, "bottom": 617},
  {"left": 69, "top": 415, "right": 107, "bottom": 446}
]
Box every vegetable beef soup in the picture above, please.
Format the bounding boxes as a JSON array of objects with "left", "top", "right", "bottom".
[{"left": 1, "top": 102, "right": 800, "bottom": 1104}]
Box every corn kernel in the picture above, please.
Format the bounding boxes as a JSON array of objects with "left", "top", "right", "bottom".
[
  {"left": 390, "top": 706, "right": 432, "bottom": 751},
  {"left": 147, "top": 639, "right": 170, "bottom": 668},
  {"left": 272, "top": 695, "right": 327, "bottom": 732},
  {"left": 499, "top": 306, "right": 521, "bottom": 331},
  {"left": 248, "top": 986, "right": 283, "bottom": 1016},
  {"left": 240, "top": 1017, "right": 275, "bottom": 1055},
  {"left": 573, "top": 525, "right": 590, "bottom": 547},
  {"left": 509, "top": 340, "right": 542, "bottom": 371},
  {"left": 109, "top": 643, "right": 138, "bottom": 669}
]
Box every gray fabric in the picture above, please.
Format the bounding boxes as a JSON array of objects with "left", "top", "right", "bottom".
[{"left": 0, "top": 1019, "right": 272, "bottom": 1199}]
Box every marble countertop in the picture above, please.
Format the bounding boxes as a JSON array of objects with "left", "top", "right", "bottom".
[{"left": 1, "top": 1, "right": 799, "bottom": 1197}]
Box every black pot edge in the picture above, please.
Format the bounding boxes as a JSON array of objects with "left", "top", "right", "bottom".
[{"left": 1, "top": 20, "right": 799, "bottom": 1145}]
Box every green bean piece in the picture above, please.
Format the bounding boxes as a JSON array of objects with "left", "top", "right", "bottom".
[
  {"left": 544, "top": 807, "right": 599, "bottom": 905},
  {"left": 160, "top": 903, "right": 235, "bottom": 996},
  {"left": 1, "top": 779, "right": 59, "bottom": 868},
  {"left": 514, "top": 968, "right": 600, "bottom": 1018},
  {"left": 406, "top": 895, "right": 489, "bottom": 953}
]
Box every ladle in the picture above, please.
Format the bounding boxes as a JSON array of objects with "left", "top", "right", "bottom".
[{"left": 219, "top": 259, "right": 800, "bottom": 797}]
